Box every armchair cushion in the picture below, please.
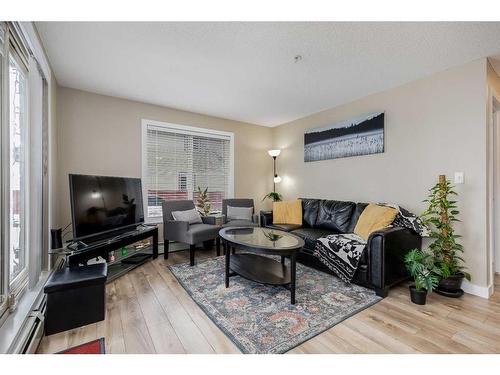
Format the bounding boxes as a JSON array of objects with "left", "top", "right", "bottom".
[{"left": 183, "top": 223, "right": 221, "bottom": 244}]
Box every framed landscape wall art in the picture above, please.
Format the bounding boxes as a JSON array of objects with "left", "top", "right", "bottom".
[{"left": 304, "top": 112, "right": 385, "bottom": 162}]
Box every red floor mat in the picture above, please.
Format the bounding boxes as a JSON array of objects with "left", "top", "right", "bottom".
[{"left": 57, "top": 338, "right": 105, "bottom": 354}]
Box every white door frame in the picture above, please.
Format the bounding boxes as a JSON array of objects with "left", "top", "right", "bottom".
[
  {"left": 487, "top": 86, "right": 500, "bottom": 296},
  {"left": 493, "top": 105, "right": 500, "bottom": 274}
]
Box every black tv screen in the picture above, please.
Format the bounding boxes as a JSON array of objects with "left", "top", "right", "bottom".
[{"left": 69, "top": 174, "right": 144, "bottom": 240}]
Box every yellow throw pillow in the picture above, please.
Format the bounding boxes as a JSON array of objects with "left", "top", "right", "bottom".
[
  {"left": 273, "top": 200, "right": 302, "bottom": 225},
  {"left": 354, "top": 204, "right": 398, "bottom": 241}
]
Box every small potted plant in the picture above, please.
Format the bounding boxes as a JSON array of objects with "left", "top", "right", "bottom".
[
  {"left": 421, "top": 175, "right": 471, "bottom": 297},
  {"left": 262, "top": 192, "right": 283, "bottom": 202},
  {"left": 404, "top": 249, "right": 439, "bottom": 305},
  {"left": 195, "top": 186, "right": 211, "bottom": 216}
]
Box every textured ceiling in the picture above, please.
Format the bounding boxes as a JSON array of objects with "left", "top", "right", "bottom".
[{"left": 36, "top": 22, "right": 500, "bottom": 126}]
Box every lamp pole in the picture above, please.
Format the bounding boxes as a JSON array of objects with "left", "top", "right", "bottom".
[{"left": 273, "top": 156, "right": 277, "bottom": 193}]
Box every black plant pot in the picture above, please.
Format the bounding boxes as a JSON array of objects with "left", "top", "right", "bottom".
[
  {"left": 435, "top": 273, "right": 465, "bottom": 298},
  {"left": 409, "top": 285, "right": 427, "bottom": 305}
]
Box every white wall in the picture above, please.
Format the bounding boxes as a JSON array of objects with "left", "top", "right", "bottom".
[
  {"left": 272, "top": 59, "right": 490, "bottom": 290},
  {"left": 56, "top": 87, "right": 273, "bottom": 239},
  {"left": 53, "top": 56, "right": 494, "bottom": 295}
]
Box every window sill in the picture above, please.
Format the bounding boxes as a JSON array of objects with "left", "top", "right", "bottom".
[{"left": 0, "top": 271, "right": 49, "bottom": 353}]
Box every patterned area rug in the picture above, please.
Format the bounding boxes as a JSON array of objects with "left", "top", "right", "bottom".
[{"left": 169, "top": 256, "right": 381, "bottom": 354}]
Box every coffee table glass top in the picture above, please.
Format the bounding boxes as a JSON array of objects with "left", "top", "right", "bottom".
[{"left": 219, "top": 227, "right": 303, "bottom": 250}]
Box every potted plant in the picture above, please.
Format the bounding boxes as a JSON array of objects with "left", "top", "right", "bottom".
[
  {"left": 195, "top": 186, "right": 211, "bottom": 216},
  {"left": 262, "top": 192, "right": 283, "bottom": 202},
  {"left": 404, "top": 249, "right": 440, "bottom": 305},
  {"left": 421, "top": 175, "right": 471, "bottom": 297}
]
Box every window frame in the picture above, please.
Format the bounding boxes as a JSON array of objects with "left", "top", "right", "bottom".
[
  {"left": 0, "top": 23, "right": 7, "bottom": 321},
  {"left": 141, "top": 119, "right": 235, "bottom": 223},
  {"left": 6, "top": 48, "right": 29, "bottom": 296}
]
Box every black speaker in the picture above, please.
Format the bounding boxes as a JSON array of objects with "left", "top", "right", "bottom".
[{"left": 51, "top": 228, "right": 63, "bottom": 249}]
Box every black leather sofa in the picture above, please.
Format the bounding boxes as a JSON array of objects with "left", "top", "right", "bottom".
[{"left": 261, "top": 198, "right": 422, "bottom": 297}]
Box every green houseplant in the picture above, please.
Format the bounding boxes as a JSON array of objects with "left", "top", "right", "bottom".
[
  {"left": 421, "top": 175, "right": 470, "bottom": 297},
  {"left": 404, "top": 249, "right": 440, "bottom": 305},
  {"left": 262, "top": 192, "right": 283, "bottom": 202},
  {"left": 195, "top": 186, "right": 211, "bottom": 216}
]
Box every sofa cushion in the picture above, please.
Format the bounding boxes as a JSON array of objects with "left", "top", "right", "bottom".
[
  {"left": 300, "top": 198, "right": 320, "bottom": 228},
  {"left": 291, "top": 228, "right": 334, "bottom": 251},
  {"left": 347, "top": 202, "right": 369, "bottom": 233},
  {"left": 266, "top": 223, "right": 302, "bottom": 232},
  {"left": 315, "top": 200, "right": 355, "bottom": 232}
]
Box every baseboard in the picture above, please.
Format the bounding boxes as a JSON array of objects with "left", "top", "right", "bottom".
[{"left": 461, "top": 280, "right": 494, "bottom": 299}]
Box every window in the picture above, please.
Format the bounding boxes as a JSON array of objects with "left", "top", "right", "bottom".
[
  {"left": 178, "top": 172, "right": 187, "bottom": 191},
  {"left": 0, "top": 22, "right": 48, "bottom": 327},
  {"left": 142, "top": 120, "right": 234, "bottom": 221},
  {"left": 0, "top": 22, "right": 6, "bottom": 319},
  {"left": 8, "top": 52, "right": 28, "bottom": 291}
]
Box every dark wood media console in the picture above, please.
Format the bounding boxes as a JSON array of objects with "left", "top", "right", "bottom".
[{"left": 67, "top": 225, "right": 158, "bottom": 281}]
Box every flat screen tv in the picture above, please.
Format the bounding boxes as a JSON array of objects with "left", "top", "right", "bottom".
[{"left": 69, "top": 174, "right": 144, "bottom": 240}]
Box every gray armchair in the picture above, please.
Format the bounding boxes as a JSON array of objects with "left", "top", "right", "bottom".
[
  {"left": 221, "top": 199, "right": 259, "bottom": 227},
  {"left": 162, "top": 200, "right": 221, "bottom": 266}
]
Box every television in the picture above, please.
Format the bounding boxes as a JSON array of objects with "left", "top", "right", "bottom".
[{"left": 69, "top": 174, "right": 145, "bottom": 240}]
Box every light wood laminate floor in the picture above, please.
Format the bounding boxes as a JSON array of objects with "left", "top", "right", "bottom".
[{"left": 37, "top": 249, "right": 500, "bottom": 354}]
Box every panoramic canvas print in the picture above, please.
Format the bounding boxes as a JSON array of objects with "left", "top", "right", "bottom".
[{"left": 304, "top": 112, "right": 385, "bottom": 162}]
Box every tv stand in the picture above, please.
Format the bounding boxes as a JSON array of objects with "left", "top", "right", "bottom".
[{"left": 67, "top": 226, "right": 158, "bottom": 281}]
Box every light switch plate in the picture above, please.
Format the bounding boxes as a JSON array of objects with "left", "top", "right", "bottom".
[{"left": 454, "top": 172, "right": 464, "bottom": 184}]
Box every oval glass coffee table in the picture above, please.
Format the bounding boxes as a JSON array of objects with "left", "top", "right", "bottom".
[{"left": 219, "top": 227, "right": 305, "bottom": 304}]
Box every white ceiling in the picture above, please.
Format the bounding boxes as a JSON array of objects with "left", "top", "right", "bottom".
[{"left": 36, "top": 22, "right": 500, "bottom": 127}]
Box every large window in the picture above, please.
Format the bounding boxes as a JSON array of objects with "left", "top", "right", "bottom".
[
  {"left": 142, "top": 120, "right": 234, "bottom": 221},
  {"left": 0, "top": 22, "right": 48, "bottom": 327},
  {"left": 8, "top": 53, "right": 28, "bottom": 290},
  {"left": 0, "top": 23, "right": 6, "bottom": 320}
]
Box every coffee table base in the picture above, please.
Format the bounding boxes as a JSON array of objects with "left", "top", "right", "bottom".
[{"left": 225, "top": 250, "right": 297, "bottom": 304}]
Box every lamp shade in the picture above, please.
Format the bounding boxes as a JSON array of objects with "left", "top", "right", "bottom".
[
  {"left": 273, "top": 175, "right": 282, "bottom": 184},
  {"left": 268, "top": 149, "right": 281, "bottom": 157}
]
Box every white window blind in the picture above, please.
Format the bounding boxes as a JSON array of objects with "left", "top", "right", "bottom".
[{"left": 142, "top": 120, "right": 234, "bottom": 221}]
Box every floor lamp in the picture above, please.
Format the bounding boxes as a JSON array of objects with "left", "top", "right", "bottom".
[{"left": 268, "top": 149, "right": 282, "bottom": 192}]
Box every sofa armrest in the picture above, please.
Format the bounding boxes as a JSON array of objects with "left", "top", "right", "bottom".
[
  {"left": 164, "top": 220, "right": 190, "bottom": 242},
  {"left": 366, "top": 227, "right": 422, "bottom": 292}
]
